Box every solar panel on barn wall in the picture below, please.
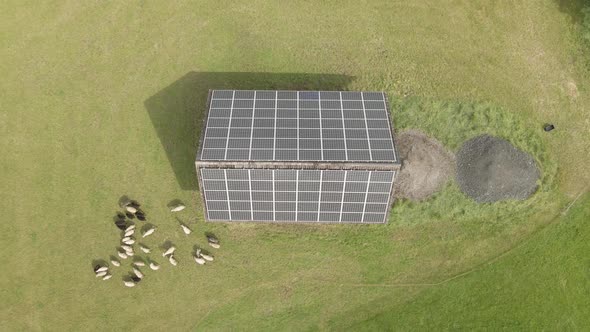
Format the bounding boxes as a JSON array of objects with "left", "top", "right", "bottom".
[{"left": 195, "top": 90, "right": 400, "bottom": 223}]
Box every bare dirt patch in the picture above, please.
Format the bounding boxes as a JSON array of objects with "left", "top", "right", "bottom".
[
  {"left": 394, "top": 130, "right": 455, "bottom": 201},
  {"left": 456, "top": 135, "right": 540, "bottom": 203}
]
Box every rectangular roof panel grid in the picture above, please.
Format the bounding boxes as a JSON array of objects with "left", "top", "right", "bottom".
[{"left": 199, "top": 90, "right": 398, "bottom": 163}]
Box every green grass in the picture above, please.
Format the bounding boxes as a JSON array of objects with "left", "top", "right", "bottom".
[{"left": 1, "top": 1, "right": 589, "bottom": 330}]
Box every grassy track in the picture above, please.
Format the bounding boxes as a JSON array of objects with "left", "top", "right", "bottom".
[{"left": 1, "top": 0, "right": 588, "bottom": 330}]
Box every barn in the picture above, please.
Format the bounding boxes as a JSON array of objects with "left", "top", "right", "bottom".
[{"left": 196, "top": 90, "right": 400, "bottom": 223}]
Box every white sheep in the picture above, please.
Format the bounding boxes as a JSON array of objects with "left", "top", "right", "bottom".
[
  {"left": 149, "top": 262, "right": 160, "bottom": 270},
  {"left": 124, "top": 229, "right": 135, "bottom": 237},
  {"left": 122, "top": 236, "right": 132, "bottom": 242},
  {"left": 124, "top": 281, "right": 136, "bottom": 287},
  {"left": 118, "top": 251, "right": 128, "bottom": 259},
  {"left": 201, "top": 253, "right": 214, "bottom": 262},
  {"left": 102, "top": 274, "right": 112, "bottom": 280},
  {"left": 126, "top": 206, "right": 138, "bottom": 214},
  {"left": 95, "top": 271, "right": 107, "bottom": 277},
  {"left": 126, "top": 250, "right": 134, "bottom": 257},
  {"left": 123, "top": 239, "right": 136, "bottom": 245},
  {"left": 170, "top": 204, "right": 186, "bottom": 212},
  {"left": 208, "top": 242, "right": 220, "bottom": 249},
  {"left": 133, "top": 268, "right": 144, "bottom": 279},
  {"left": 181, "top": 224, "right": 192, "bottom": 235},
  {"left": 111, "top": 259, "right": 121, "bottom": 267},
  {"left": 95, "top": 266, "right": 109, "bottom": 273},
  {"left": 121, "top": 245, "right": 133, "bottom": 252},
  {"left": 162, "top": 246, "right": 176, "bottom": 257},
  {"left": 139, "top": 244, "right": 151, "bottom": 253},
  {"left": 168, "top": 255, "right": 178, "bottom": 266},
  {"left": 133, "top": 261, "right": 146, "bottom": 267},
  {"left": 142, "top": 227, "right": 156, "bottom": 238},
  {"left": 125, "top": 225, "right": 136, "bottom": 232},
  {"left": 193, "top": 256, "right": 206, "bottom": 265}
]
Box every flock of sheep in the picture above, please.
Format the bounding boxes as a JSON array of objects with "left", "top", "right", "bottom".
[{"left": 93, "top": 198, "right": 220, "bottom": 287}]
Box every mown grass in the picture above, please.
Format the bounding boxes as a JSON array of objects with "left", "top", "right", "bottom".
[{"left": 1, "top": 0, "right": 588, "bottom": 330}]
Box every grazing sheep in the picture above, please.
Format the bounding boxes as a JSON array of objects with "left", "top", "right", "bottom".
[
  {"left": 125, "top": 212, "right": 135, "bottom": 219},
  {"left": 125, "top": 225, "right": 136, "bottom": 232},
  {"left": 126, "top": 206, "right": 138, "bottom": 214},
  {"left": 139, "top": 244, "right": 150, "bottom": 253},
  {"left": 162, "top": 246, "right": 176, "bottom": 257},
  {"left": 181, "top": 224, "right": 192, "bottom": 235},
  {"left": 136, "top": 214, "right": 146, "bottom": 221},
  {"left": 95, "top": 266, "right": 109, "bottom": 273},
  {"left": 171, "top": 204, "right": 186, "bottom": 212},
  {"left": 201, "top": 253, "right": 214, "bottom": 262},
  {"left": 149, "top": 262, "right": 160, "bottom": 270},
  {"left": 193, "top": 256, "right": 206, "bottom": 265},
  {"left": 122, "top": 236, "right": 132, "bottom": 242},
  {"left": 133, "top": 268, "right": 144, "bottom": 279},
  {"left": 115, "top": 220, "right": 127, "bottom": 230},
  {"left": 95, "top": 271, "right": 107, "bottom": 277},
  {"left": 126, "top": 251, "right": 134, "bottom": 257},
  {"left": 93, "top": 265, "right": 101, "bottom": 272},
  {"left": 133, "top": 261, "right": 146, "bottom": 267},
  {"left": 121, "top": 245, "right": 133, "bottom": 252},
  {"left": 207, "top": 236, "right": 219, "bottom": 244},
  {"left": 168, "top": 255, "right": 178, "bottom": 266},
  {"left": 123, "top": 239, "right": 136, "bottom": 245},
  {"left": 118, "top": 251, "right": 128, "bottom": 259},
  {"left": 124, "top": 229, "right": 135, "bottom": 237},
  {"left": 124, "top": 281, "right": 136, "bottom": 287},
  {"left": 102, "top": 274, "right": 112, "bottom": 280},
  {"left": 142, "top": 227, "right": 156, "bottom": 238},
  {"left": 111, "top": 259, "right": 121, "bottom": 267},
  {"left": 208, "top": 242, "right": 220, "bottom": 249}
]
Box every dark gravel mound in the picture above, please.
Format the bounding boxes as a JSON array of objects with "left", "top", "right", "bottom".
[{"left": 456, "top": 135, "right": 539, "bottom": 203}]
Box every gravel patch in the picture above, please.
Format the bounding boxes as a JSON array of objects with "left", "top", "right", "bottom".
[
  {"left": 456, "top": 135, "right": 540, "bottom": 203},
  {"left": 394, "top": 130, "right": 455, "bottom": 201}
]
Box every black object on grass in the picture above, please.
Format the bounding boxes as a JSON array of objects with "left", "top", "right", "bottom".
[
  {"left": 125, "top": 212, "right": 135, "bottom": 219},
  {"left": 115, "top": 219, "right": 127, "bottom": 230},
  {"left": 543, "top": 124, "right": 555, "bottom": 132},
  {"left": 131, "top": 276, "right": 141, "bottom": 282}
]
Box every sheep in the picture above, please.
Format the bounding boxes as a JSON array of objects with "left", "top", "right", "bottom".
[
  {"left": 121, "top": 245, "right": 133, "bottom": 252},
  {"left": 95, "top": 266, "right": 109, "bottom": 273},
  {"left": 194, "top": 256, "right": 206, "bottom": 265},
  {"left": 123, "top": 239, "right": 136, "bottom": 245},
  {"left": 125, "top": 212, "right": 135, "bottom": 219},
  {"left": 133, "top": 261, "right": 146, "bottom": 267},
  {"left": 201, "top": 253, "right": 214, "bottom": 262},
  {"left": 149, "top": 262, "right": 160, "bottom": 270},
  {"left": 95, "top": 271, "right": 108, "bottom": 277},
  {"left": 124, "top": 229, "right": 135, "bottom": 237},
  {"left": 133, "top": 268, "right": 144, "bottom": 279},
  {"left": 115, "top": 220, "right": 127, "bottom": 230},
  {"left": 102, "top": 274, "right": 112, "bottom": 280},
  {"left": 122, "top": 236, "right": 132, "bottom": 242},
  {"left": 136, "top": 214, "right": 146, "bottom": 221},
  {"left": 125, "top": 225, "right": 136, "bottom": 232},
  {"left": 168, "top": 255, "right": 178, "bottom": 266},
  {"left": 118, "top": 251, "right": 128, "bottom": 259},
  {"left": 162, "top": 246, "right": 176, "bottom": 257},
  {"left": 208, "top": 242, "right": 220, "bottom": 249},
  {"left": 111, "top": 259, "right": 121, "bottom": 267},
  {"left": 142, "top": 227, "right": 156, "bottom": 238},
  {"left": 124, "top": 280, "right": 136, "bottom": 287},
  {"left": 126, "top": 206, "right": 138, "bottom": 214},
  {"left": 180, "top": 224, "right": 192, "bottom": 235},
  {"left": 126, "top": 250, "right": 134, "bottom": 257},
  {"left": 207, "top": 236, "right": 219, "bottom": 244},
  {"left": 139, "top": 244, "right": 150, "bottom": 253},
  {"left": 171, "top": 204, "right": 186, "bottom": 212}
]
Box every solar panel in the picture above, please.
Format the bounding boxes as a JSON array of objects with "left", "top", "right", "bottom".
[
  {"left": 199, "top": 90, "right": 397, "bottom": 162},
  {"left": 201, "top": 168, "right": 395, "bottom": 223}
]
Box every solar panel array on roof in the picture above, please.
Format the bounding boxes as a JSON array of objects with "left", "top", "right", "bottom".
[
  {"left": 201, "top": 169, "right": 394, "bottom": 223},
  {"left": 199, "top": 90, "right": 397, "bottom": 162},
  {"left": 196, "top": 90, "right": 400, "bottom": 224}
]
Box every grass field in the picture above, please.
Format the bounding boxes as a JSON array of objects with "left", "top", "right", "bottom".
[{"left": 1, "top": 0, "right": 589, "bottom": 330}]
